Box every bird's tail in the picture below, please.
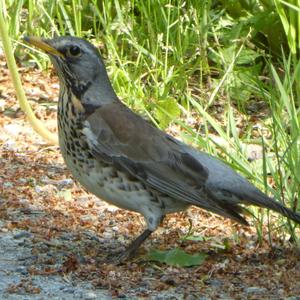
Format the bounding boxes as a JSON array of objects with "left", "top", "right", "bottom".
[{"left": 247, "top": 190, "right": 300, "bottom": 224}]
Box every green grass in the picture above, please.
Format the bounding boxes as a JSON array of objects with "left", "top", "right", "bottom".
[{"left": 3, "top": 0, "right": 300, "bottom": 243}]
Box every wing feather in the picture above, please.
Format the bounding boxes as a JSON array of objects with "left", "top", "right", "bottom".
[{"left": 83, "top": 102, "right": 248, "bottom": 225}]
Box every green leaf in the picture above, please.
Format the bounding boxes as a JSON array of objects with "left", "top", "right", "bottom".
[
  {"left": 57, "top": 189, "right": 72, "bottom": 201},
  {"left": 145, "top": 248, "right": 207, "bottom": 267},
  {"left": 154, "top": 98, "right": 181, "bottom": 129},
  {"left": 183, "top": 235, "right": 208, "bottom": 242},
  {"left": 236, "top": 48, "right": 261, "bottom": 65}
]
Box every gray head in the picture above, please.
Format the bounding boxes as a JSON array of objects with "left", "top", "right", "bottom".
[{"left": 25, "top": 36, "right": 117, "bottom": 106}]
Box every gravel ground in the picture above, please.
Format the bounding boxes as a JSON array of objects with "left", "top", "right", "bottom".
[
  {"left": 1, "top": 221, "right": 300, "bottom": 300},
  {"left": 0, "top": 222, "right": 111, "bottom": 300}
]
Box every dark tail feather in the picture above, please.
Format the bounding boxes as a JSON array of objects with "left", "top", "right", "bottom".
[
  {"left": 248, "top": 191, "right": 300, "bottom": 224},
  {"left": 265, "top": 199, "right": 300, "bottom": 224},
  {"left": 217, "top": 202, "right": 250, "bottom": 226},
  {"left": 224, "top": 209, "right": 249, "bottom": 226}
]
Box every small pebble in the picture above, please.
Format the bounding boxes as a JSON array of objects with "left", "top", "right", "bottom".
[
  {"left": 16, "top": 266, "right": 29, "bottom": 275},
  {"left": 245, "top": 286, "right": 267, "bottom": 294},
  {"left": 160, "top": 275, "right": 176, "bottom": 286},
  {"left": 103, "top": 231, "right": 113, "bottom": 239},
  {"left": 37, "top": 243, "right": 50, "bottom": 252},
  {"left": 3, "top": 182, "right": 14, "bottom": 188},
  {"left": 205, "top": 279, "right": 223, "bottom": 287},
  {"left": 18, "top": 178, "right": 27, "bottom": 183},
  {"left": 4, "top": 124, "right": 22, "bottom": 136},
  {"left": 106, "top": 206, "right": 119, "bottom": 213},
  {"left": 57, "top": 178, "right": 74, "bottom": 188},
  {"left": 80, "top": 215, "right": 97, "bottom": 222},
  {"left": 61, "top": 287, "right": 76, "bottom": 293},
  {"left": 0, "top": 99, "right": 6, "bottom": 111},
  {"left": 13, "top": 231, "right": 32, "bottom": 239},
  {"left": 60, "top": 232, "right": 75, "bottom": 241},
  {"left": 3, "top": 140, "right": 16, "bottom": 150},
  {"left": 80, "top": 291, "right": 97, "bottom": 299},
  {"left": 185, "top": 295, "right": 198, "bottom": 300},
  {"left": 35, "top": 185, "right": 43, "bottom": 193}
]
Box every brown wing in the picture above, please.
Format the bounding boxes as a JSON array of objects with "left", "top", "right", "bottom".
[{"left": 83, "top": 101, "right": 248, "bottom": 224}]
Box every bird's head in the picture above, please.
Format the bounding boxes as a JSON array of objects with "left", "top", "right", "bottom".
[{"left": 24, "top": 36, "right": 116, "bottom": 107}]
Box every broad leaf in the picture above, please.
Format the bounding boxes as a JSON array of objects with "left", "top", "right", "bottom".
[{"left": 145, "top": 248, "right": 207, "bottom": 267}]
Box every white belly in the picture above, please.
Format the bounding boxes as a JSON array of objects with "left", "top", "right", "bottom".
[{"left": 59, "top": 134, "right": 188, "bottom": 231}]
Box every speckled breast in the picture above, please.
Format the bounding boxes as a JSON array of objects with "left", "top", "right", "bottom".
[
  {"left": 57, "top": 86, "right": 98, "bottom": 176},
  {"left": 56, "top": 87, "right": 152, "bottom": 212}
]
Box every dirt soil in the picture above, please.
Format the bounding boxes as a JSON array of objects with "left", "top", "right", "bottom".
[{"left": 0, "top": 53, "right": 300, "bottom": 300}]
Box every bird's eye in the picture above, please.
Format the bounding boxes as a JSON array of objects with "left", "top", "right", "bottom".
[{"left": 67, "top": 45, "right": 81, "bottom": 57}]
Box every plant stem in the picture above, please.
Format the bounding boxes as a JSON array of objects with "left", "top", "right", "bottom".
[{"left": 0, "top": 1, "right": 58, "bottom": 145}]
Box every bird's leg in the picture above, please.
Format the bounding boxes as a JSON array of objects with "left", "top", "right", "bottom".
[
  {"left": 113, "top": 229, "right": 153, "bottom": 263},
  {"left": 100, "top": 229, "right": 153, "bottom": 265},
  {"left": 102, "top": 216, "right": 164, "bottom": 264}
]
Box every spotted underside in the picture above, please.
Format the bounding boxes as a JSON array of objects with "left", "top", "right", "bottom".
[{"left": 57, "top": 86, "right": 188, "bottom": 231}]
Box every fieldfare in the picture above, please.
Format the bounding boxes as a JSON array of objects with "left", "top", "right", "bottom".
[{"left": 24, "top": 36, "right": 300, "bottom": 262}]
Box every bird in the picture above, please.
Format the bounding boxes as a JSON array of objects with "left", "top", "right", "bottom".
[{"left": 24, "top": 36, "right": 300, "bottom": 262}]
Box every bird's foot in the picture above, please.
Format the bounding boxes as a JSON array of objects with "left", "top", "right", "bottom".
[
  {"left": 97, "top": 229, "right": 153, "bottom": 265},
  {"left": 107, "top": 249, "right": 137, "bottom": 265},
  {"left": 96, "top": 247, "right": 138, "bottom": 265}
]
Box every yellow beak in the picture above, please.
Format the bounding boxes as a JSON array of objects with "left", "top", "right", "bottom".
[{"left": 24, "top": 36, "right": 64, "bottom": 57}]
